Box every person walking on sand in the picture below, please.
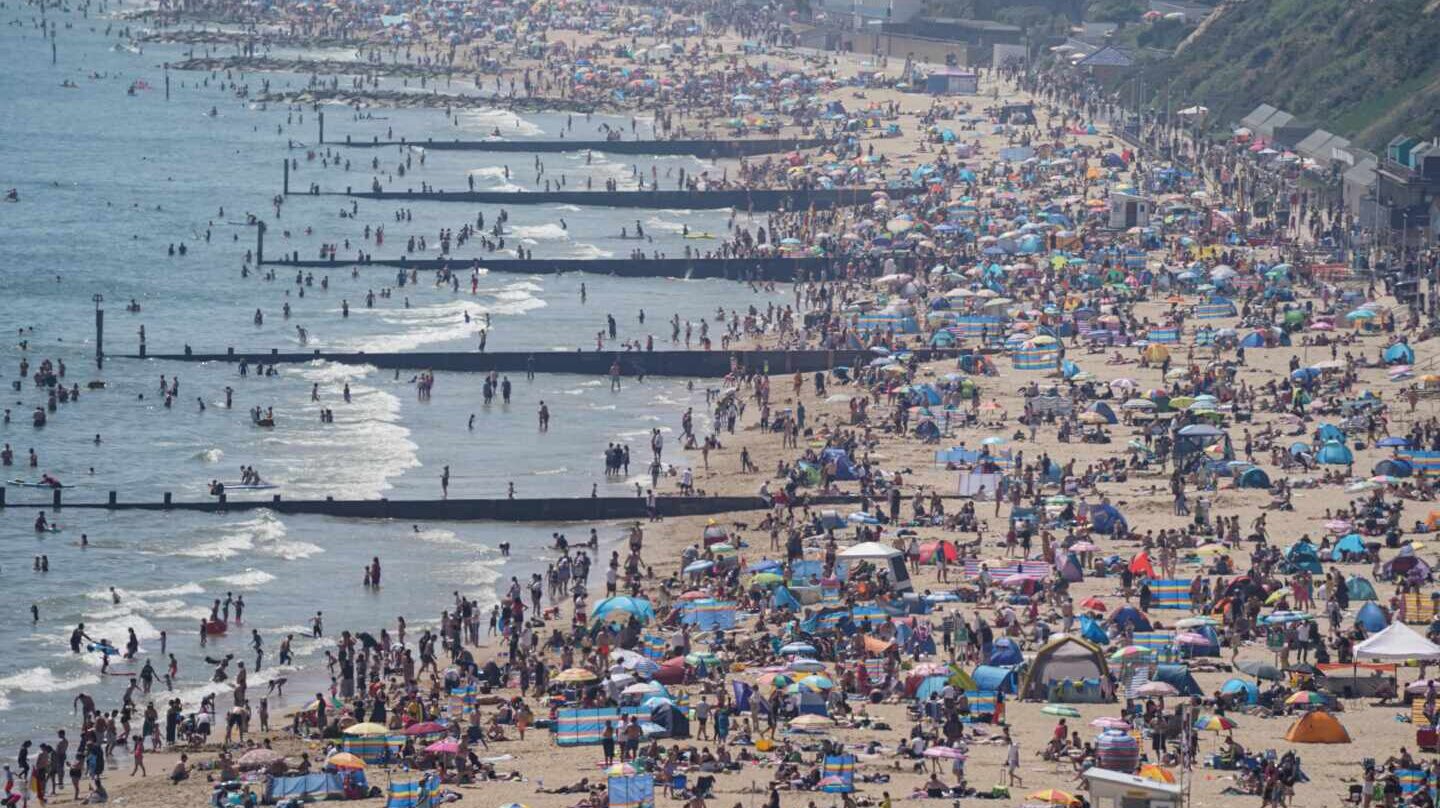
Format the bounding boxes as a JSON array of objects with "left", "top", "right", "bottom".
[{"left": 1005, "top": 728, "right": 1023, "bottom": 786}]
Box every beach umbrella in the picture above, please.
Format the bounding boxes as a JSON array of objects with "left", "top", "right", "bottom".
[
  {"left": 1136, "top": 681, "right": 1178, "bottom": 697},
  {"left": 591, "top": 596, "right": 655, "bottom": 622},
  {"left": 750, "top": 572, "right": 785, "bottom": 587},
  {"left": 981, "top": 436, "right": 1007, "bottom": 446},
  {"left": 789, "top": 658, "right": 826, "bottom": 673},
  {"left": 923, "top": 746, "right": 968, "bottom": 760},
  {"left": 1042, "top": 704, "right": 1081, "bottom": 717},
  {"left": 798, "top": 674, "right": 834, "bottom": 691},
  {"left": 1080, "top": 597, "right": 1107, "bottom": 612},
  {"left": 343, "top": 722, "right": 390, "bottom": 736},
  {"left": 1237, "top": 660, "right": 1282, "bottom": 681},
  {"left": 403, "top": 721, "right": 446, "bottom": 736},
  {"left": 1090, "top": 717, "right": 1130, "bottom": 730},
  {"left": 326, "top": 753, "right": 366, "bottom": 770},
  {"left": 683, "top": 560, "right": 714, "bottom": 574},
  {"left": 238, "top": 749, "right": 285, "bottom": 769},
  {"left": 779, "top": 642, "right": 816, "bottom": 655},
  {"left": 498, "top": 804, "right": 531, "bottom": 808},
  {"left": 1285, "top": 691, "right": 1329, "bottom": 706},
  {"left": 789, "top": 714, "right": 834, "bottom": 729},
  {"left": 1109, "top": 646, "right": 1154, "bottom": 662},
  {"left": 1194, "top": 715, "right": 1238, "bottom": 732},
  {"left": 424, "top": 739, "right": 461, "bottom": 755},
  {"left": 1028, "top": 789, "right": 1081, "bottom": 805},
  {"left": 554, "top": 667, "right": 599, "bottom": 683},
  {"left": 1175, "top": 616, "right": 1218, "bottom": 629}
]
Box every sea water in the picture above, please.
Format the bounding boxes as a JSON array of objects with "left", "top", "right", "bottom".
[{"left": 0, "top": 4, "right": 788, "bottom": 744}]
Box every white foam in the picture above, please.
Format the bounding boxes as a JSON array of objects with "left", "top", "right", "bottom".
[
  {"left": 571, "top": 243, "right": 616, "bottom": 259},
  {"left": 459, "top": 108, "right": 545, "bottom": 136},
  {"left": 554, "top": 204, "right": 583, "bottom": 212},
  {"left": 193, "top": 448, "right": 225, "bottom": 463},
  {"left": 0, "top": 667, "right": 101, "bottom": 694},
  {"left": 512, "top": 223, "right": 570, "bottom": 242},
  {"left": 211, "top": 569, "right": 276, "bottom": 589},
  {"left": 532, "top": 467, "right": 568, "bottom": 475}
]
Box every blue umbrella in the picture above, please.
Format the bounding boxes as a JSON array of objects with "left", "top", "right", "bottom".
[{"left": 779, "top": 642, "right": 816, "bottom": 655}]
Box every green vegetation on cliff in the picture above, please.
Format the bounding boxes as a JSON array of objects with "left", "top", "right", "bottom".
[{"left": 1144, "top": 0, "right": 1440, "bottom": 148}]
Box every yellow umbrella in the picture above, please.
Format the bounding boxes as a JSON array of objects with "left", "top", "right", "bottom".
[
  {"left": 554, "top": 667, "right": 599, "bottom": 683},
  {"left": 342, "top": 722, "right": 390, "bottom": 736},
  {"left": 326, "top": 752, "right": 367, "bottom": 770}
]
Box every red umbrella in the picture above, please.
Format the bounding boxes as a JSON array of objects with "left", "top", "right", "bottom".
[
  {"left": 424, "top": 739, "right": 461, "bottom": 755},
  {"left": 403, "top": 721, "right": 446, "bottom": 736},
  {"left": 1080, "top": 597, "right": 1106, "bottom": 612}
]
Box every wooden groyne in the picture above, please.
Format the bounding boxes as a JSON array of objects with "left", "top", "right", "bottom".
[
  {"left": 319, "top": 185, "right": 913, "bottom": 212},
  {"left": 259, "top": 254, "right": 836, "bottom": 281},
  {"left": 4, "top": 488, "right": 859, "bottom": 522},
  {"left": 119, "top": 348, "right": 964, "bottom": 377},
  {"left": 333, "top": 133, "right": 832, "bottom": 159}
]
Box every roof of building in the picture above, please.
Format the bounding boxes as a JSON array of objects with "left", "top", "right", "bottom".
[{"left": 1076, "top": 45, "right": 1134, "bottom": 67}]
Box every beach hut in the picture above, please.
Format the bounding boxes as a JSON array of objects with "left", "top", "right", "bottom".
[
  {"left": 1284, "top": 710, "right": 1351, "bottom": 744},
  {"left": 1020, "top": 635, "right": 1111, "bottom": 702}
]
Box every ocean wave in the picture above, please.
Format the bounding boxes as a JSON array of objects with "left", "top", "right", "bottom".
[
  {"left": 210, "top": 569, "right": 276, "bottom": 589},
  {"left": 570, "top": 243, "right": 615, "bottom": 259},
  {"left": 0, "top": 667, "right": 99, "bottom": 694},
  {"left": 460, "top": 108, "right": 545, "bottom": 137},
  {"left": 511, "top": 223, "right": 570, "bottom": 241},
  {"left": 193, "top": 448, "right": 224, "bottom": 463}
]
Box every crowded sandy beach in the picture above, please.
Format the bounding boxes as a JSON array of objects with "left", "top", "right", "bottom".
[{"left": 6, "top": 1, "right": 1440, "bottom": 808}]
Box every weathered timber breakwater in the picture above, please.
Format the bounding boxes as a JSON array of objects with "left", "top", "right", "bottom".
[
  {"left": 256, "top": 88, "right": 603, "bottom": 114},
  {"left": 173, "top": 55, "right": 475, "bottom": 80},
  {"left": 259, "top": 254, "right": 835, "bottom": 280},
  {"left": 120, "top": 348, "right": 968, "bottom": 377},
  {"left": 324, "top": 186, "right": 920, "bottom": 211},
  {"left": 331, "top": 134, "right": 833, "bottom": 158},
  {"left": 1, "top": 489, "right": 863, "bottom": 522}
]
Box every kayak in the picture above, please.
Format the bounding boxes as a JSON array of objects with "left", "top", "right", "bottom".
[{"left": 683, "top": 232, "right": 715, "bottom": 240}]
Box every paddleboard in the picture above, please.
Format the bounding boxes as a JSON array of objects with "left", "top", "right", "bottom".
[
  {"left": 219, "top": 483, "right": 278, "bottom": 490},
  {"left": 10, "top": 479, "right": 75, "bottom": 488}
]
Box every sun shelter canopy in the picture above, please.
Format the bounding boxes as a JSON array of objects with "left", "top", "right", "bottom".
[
  {"left": 1353, "top": 621, "right": 1440, "bottom": 660},
  {"left": 838, "top": 542, "right": 902, "bottom": 560}
]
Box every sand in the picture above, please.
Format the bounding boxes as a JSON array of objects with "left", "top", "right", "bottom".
[{"left": 51, "top": 23, "right": 1436, "bottom": 808}]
